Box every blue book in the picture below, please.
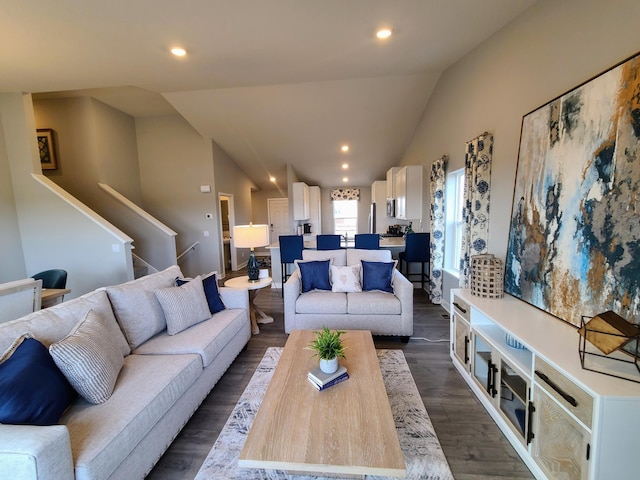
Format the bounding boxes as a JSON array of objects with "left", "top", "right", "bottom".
[
  {"left": 307, "top": 365, "right": 348, "bottom": 386},
  {"left": 308, "top": 372, "right": 349, "bottom": 390}
]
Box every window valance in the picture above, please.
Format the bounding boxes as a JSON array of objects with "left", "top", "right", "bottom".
[{"left": 330, "top": 187, "right": 360, "bottom": 201}]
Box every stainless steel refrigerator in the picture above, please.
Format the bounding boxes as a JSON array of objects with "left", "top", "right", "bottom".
[{"left": 368, "top": 202, "right": 376, "bottom": 233}]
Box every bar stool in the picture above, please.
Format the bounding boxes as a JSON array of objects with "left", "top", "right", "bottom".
[
  {"left": 398, "top": 233, "right": 430, "bottom": 289},
  {"left": 354, "top": 234, "right": 380, "bottom": 250},
  {"left": 316, "top": 234, "right": 341, "bottom": 250},
  {"left": 279, "top": 235, "right": 304, "bottom": 296}
]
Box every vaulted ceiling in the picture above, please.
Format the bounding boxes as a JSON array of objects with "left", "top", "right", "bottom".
[{"left": 2, "top": 0, "right": 537, "bottom": 189}]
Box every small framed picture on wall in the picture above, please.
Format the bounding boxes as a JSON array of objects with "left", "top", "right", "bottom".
[{"left": 37, "top": 128, "right": 57, "bottom": 170}]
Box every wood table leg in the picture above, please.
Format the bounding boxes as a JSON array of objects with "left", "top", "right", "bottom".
[{"left": 248, "top": 290, "right": 260, "bottom": 335}]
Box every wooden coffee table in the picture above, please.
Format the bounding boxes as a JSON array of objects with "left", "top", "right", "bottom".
[{"left": 239, "top": 330, "right": 406, "bottom": 478}]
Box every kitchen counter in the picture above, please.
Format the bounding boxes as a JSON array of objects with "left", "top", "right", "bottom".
[{"left": 266, "top": 235, "right": 406, "bottom": 288}]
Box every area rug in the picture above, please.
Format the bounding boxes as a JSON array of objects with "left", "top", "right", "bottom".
[{"left": 195, "top": 347, "right": 453, "bottom": 480}]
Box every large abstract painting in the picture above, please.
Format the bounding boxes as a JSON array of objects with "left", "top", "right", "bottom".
[{"left": 505, "top": 52, "right": 640, "bottom": 329}]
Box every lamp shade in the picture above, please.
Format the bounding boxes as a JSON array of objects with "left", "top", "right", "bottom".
[{"left": 233, "top": 224, "right": 270, "bottom": 249}]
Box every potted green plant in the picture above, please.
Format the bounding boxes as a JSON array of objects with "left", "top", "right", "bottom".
[{"left": 307, "top": 327, "right": 346, "bottom": 374}]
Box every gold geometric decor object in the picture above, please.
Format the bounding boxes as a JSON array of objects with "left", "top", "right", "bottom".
[
  {"left": 578, "top": 311, "right": 640, "bottom": 383},
  {"left": 578, "top": 310, "right": 640, "bottom": 355}
]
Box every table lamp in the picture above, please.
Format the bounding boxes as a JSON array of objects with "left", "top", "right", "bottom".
[{"left": 233, "top": 223, "right": 270, "bottom": 281}]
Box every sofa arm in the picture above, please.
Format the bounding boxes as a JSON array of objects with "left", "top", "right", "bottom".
[
  {"left": 0, "top": 425, "right": 74, "bottom": 480},
  {"left": 392, "top": 270, "right": 414, "bottom": 336},
  {"left": 218, "top": 286, "right": 249, "bottom": 311},
  {"left": 283, "top": 270, "right": 302, "bottom": 333}
]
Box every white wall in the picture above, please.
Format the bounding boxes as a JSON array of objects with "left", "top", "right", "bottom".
[
  {"left": 1, "top": 93, "right": 133, "bottom": 297},
  {"left": 34, "top": 97, "right": 143, "bottom": 206},
  {"left": 212, "top": 139, "right": 257, "bottom": 269},
  {"left": 400, "top": 0, "right": 640, "bottom": 308},
  {"left": 32, "top": 97, "right": 175, "bottom": 271},
  {"left": 0, "top": 112, "right": 26, "bottom": 282},
  {"left": 136, "top": 115, "right": 224, "bottom": 277}
]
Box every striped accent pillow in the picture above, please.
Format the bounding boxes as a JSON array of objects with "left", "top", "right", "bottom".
[
  {"left": 154, "top": 275, "right": 211, "bottom": 335},
  {"left": 50, "top": 309, "right": 124, "bottom": 404}
]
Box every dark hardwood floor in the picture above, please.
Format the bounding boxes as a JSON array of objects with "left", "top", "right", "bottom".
[{"left": 147, "top": 270, "right": 533, "bottom": 480}]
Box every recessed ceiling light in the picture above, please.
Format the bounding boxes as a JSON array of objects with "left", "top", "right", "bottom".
[
  {"left": 376, "top": 28, "right": 392, "bottom": 40},
  {"left": 269, "top": 176, "right": 276, "bottom": 182},
  {"left": 342, "top": 177, "right": 349, "bottom": 183},
  {"left": 171, "top": 47, "right": 187, "bottom": 57},
  {"left": 342, "top": 163, "right": 349, "bottom": 170},
  {"left": 341, "top": 145, "right": 349, "bottom": 152}
]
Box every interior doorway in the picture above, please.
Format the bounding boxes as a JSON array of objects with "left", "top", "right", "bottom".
[
  {"left": 268, "top": 198, "right": 290, "bottom": 244},
  {"left": 218, "top": 193, "right": 237, "bottom": 277}
]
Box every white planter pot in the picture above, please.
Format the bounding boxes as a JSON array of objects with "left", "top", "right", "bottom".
[{"left": 319, "top": 357, "right": 339, "bottom": 374}]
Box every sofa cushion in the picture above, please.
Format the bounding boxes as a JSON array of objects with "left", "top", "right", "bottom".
[
  {"left": 176, "top": 271, "right": 225, "bottom": 314},
  {"left": 50, "top": 309, "right": 124, "bottom": 404},
  {"left": 155, "top": 276, "right": 211, "bottom": 335},
  {"left": 106, "top": 265, "right": 182, "bottom": 349},
  {"left": 133, "top": 308, "right": 246, "bottom": 367},
  {"left": 298, "top": 260, "right": 332, "bottom": 293},
  {"left": 0, "top": 333, "right": 76, "bottom": 426},
  {"left": 346, "top": 248, "right": 392, "bottom": 266},
  {"left": 61, "top": 352, "right": 201, "bottom": 480},
  {"left": 302, "top": 248, "right": 347, "bottom": 266},
  {"left": 361, "top": 260, "right": 395, "bottom": 293},
  {"left": 330, "top": 264, "right": 362, "bottom": 293},
  {"left": 296, "top": 291, "right": 348, "bottom": 314},
  {"left": 0, "top": 289, "right": 130, "bottom": 357},
  {"left": 347, "top": 291, "right": 402, "bottom": 315}
]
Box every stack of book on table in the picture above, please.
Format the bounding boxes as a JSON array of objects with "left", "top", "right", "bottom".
[{"left": 307, "top": 365, "right": 349, "bottom": 391}]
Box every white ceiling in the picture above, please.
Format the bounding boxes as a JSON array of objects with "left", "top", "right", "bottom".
[{"left": 3, "top": 0, "right": 537, "bottom": 190}]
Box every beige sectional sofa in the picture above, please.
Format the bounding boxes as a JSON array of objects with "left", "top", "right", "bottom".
[
  {"left": 283, "top": 248, "right": 413, "bottom": 340},
  {"left": 0, "top": 265, "right": 251, "bottom": 480}
]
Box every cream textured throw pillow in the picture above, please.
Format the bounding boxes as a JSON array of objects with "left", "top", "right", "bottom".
[
  {"left": 50, "top": 309, "right": 124, "bottom": 404},
  {"left": 154, "top": 275, "right": 211, "bottom": 335},
  {"left": 330, "top": 264, "right": 362, "bottom": 293}
]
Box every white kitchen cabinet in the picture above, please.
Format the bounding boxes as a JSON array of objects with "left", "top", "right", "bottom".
[
  {"left": 394, "top": 165, "right": 423, "bottom": 220},
  {"left": 450, "top": 288, "right": 640, "bottom": 480},
  {"left": 386, "top": 167, "right": 401, "bottom": 200},
  {"left": 292, "top": 182, "right": 309, "bottom": 220},
  {"left": 304, "top": 185, "right": 321, "bottom": 240},
  {"left": 371, "top": 180, "right": 388, "bottom": 233}
]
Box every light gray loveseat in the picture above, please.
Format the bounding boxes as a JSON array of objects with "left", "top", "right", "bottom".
[
  {"left": 284, "top": 248, "right": 413, "bottom": 340},
  {"left": 0, "top": 265, "right": 250, "bottom": 480}
]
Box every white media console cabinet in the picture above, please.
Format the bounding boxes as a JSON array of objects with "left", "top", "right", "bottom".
[{"left": 450, "top": 288, "right": 640, "bottom": 480}]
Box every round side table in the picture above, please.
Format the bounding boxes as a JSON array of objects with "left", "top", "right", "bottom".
[{"left": 224, "top": 276, "right": 273, "bottom": 335}]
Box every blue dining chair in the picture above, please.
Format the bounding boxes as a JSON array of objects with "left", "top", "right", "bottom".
[
  {"left": 399, "top": 233, "right": 430, "bottom": 289},
  {"left": 279, "top": 235, "right": 304, "bottom": 296},
  {"left": 32, "top": 269, "right": 67, "bottom": 290},
  {"left": 354, "top": 234, "right": 380, "bottom": 250},
  {"left": 316, "top": 234, "right": 341, "bottom": 250}
]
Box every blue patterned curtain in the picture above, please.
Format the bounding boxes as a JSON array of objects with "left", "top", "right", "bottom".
[
  {"left": 429, "top": 156, "right": 448, "bottom": 304},
  {"left": 459, "top": 132, "right": 493, "bottom": 288}
]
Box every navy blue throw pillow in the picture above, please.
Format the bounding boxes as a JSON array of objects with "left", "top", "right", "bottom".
[
  {"left": 0, "top": 336, "right": 77, "bottom": 426},
  {"left": 176, "top": 273, "right": 225, "bottom": 314},
  {"left": 298, "top": 260, "right": 332, "bottom": 293},
  {"left": 361, "top": 260, "right": 395, "bottom": 293}
]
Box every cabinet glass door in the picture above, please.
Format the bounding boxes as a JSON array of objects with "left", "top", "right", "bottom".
[
  {"left": 531, "top": 385, "right": 590, "bottom": 480},
  {"left": 499, "top": 359, "right": 528, "bottom": 442},
  {"left": 473, "top": 334, "right": 497, "bottom": 398}
]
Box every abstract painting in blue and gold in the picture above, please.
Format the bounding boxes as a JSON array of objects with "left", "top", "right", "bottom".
[{"left": 505, "top": 52, "right": 640, "bottom": 329}]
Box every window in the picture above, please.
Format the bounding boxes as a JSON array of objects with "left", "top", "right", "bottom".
[
  {"left": 333, "top": 200, "right": 358, "bottom": 239},
  {"left": 445, "top": 168, "right": 465, "bottom": 274}
]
